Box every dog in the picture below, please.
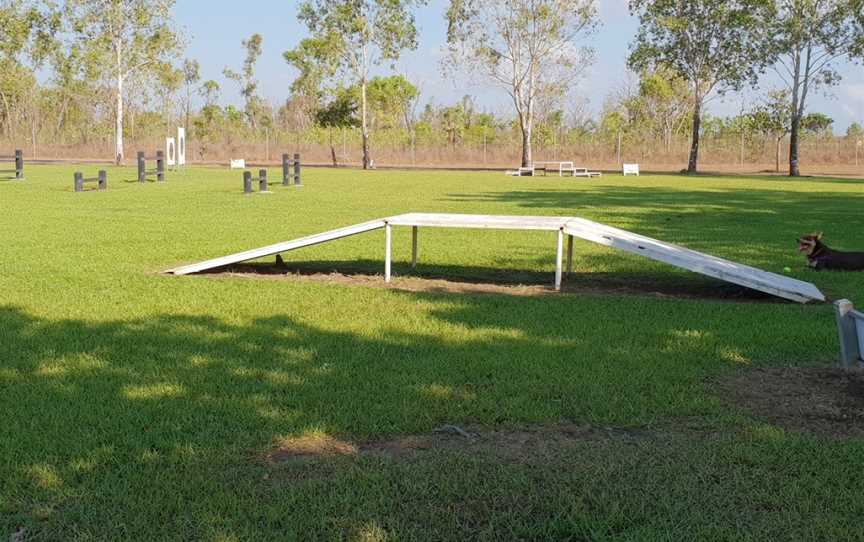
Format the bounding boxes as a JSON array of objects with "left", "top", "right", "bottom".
[{"left": 798, "top": 233, "right": 864, "bottom": 270}]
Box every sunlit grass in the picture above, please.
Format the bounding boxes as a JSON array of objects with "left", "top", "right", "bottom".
[{"left": 1, "top": 165, "right": 863, "bottom": 539}]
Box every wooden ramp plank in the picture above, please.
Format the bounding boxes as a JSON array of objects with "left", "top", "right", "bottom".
[
  {"left": 563, "top": 218, "right": 825, "bottom": 303},
  {"left": 388, "top": 213, "right": 571, "bottom": 231},
  {"left": 167, "top": 219, "right": 388, "bottom": 275}
]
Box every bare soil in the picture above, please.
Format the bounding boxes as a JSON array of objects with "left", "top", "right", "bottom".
[
  {"left": 205, "top": 263, "right": 790, "bottom": 304},
  {"left": 718, "top": 366, "right": 864, "bottom": 438}
]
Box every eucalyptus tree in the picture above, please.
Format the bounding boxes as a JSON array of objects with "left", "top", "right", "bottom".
[
  {"left": 285, "top": 0, "right": 426, "bottom": 169},
  {"left": 224, "top": 34, "right": 263, "bottom": 130},
  {"left": 444, "top": 0, "right": 598, "bottom": 167},
  {"left": 767, "top": 0, "right": 863, "bottom": 176},
  {"left": 629, "top": 0, "right": 774, "bottom": 173},
  {"left": 64, "top": 0, "right": 181, "bottom": 164},
  {"left": 181, "top": 58, "right": 199, "bottom": 134}
]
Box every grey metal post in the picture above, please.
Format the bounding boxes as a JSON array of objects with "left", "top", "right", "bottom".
[
  {"left": 293, "top": 153, "right": 302, "bottom": 186},
  {"left": 259, "top": 169, "right": 268, "bottom": 192},
  {"left": 282, "top": 153, "right": 290, "bottom": 186},
  {"left": 74, "top": 172, "right": 83, "bottom": 192},
  {"left": 156, "top": 150, "right": 165, "bottom": 182},
  {"left": 835, "top": 299, "right": 862, "bottom": 368},
  {"left": 98, "top": 170, "right": 107, "bottom": 191},
  {"left": 243, "top": 171, "right": 253, "bottom": 194},
  {"left": 15, "top": 149, "right": 23, "bottom": 179},
  {"left": 138, "top": 151, "right": 146, "bottom": 182}
]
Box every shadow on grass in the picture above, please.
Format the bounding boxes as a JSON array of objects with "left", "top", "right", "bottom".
[
  {"left": 209, "top": 259, "right": 786, "bottom": 303},
  {"left": 0, "top": 293, "right": 835, "bottom": 537}
]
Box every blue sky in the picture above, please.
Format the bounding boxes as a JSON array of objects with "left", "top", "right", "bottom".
[{"left": 175, "top": 0, "right": 864, "bottom": 132}]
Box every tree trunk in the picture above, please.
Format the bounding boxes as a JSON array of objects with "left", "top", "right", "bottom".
[
  {"left": 361, "top": 78, "right": 370, "bottom": 169},
  {"left": 521, "top": 123, "right": 532, "bottom": 167},
  {"left": 775, "top": 135, "right": 782, "bottom": 173},
  {"left": 789, "top": 113, "right": 801, "bottom": 176},
  {"left": 687, "top": 96, "right": 701, "bottom": 174},
  {"left": 115, "top": 43, "right": 124, "bottom": 165},
  {"left": 329, "top": 127, "right": 337, "bottom": 167}
]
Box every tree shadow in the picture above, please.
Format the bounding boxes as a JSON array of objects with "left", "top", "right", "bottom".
[{"left": 0, "top": 293, "right": 835, "bottom": 537}]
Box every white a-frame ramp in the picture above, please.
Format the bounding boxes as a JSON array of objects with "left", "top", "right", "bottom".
[{"left": 167, "top": 213, "right": 825, "bottom": 304}]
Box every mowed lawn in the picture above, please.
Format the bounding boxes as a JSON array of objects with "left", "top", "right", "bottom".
[{"left": 2, "top": 164, "right": 864, "bottom": 540}]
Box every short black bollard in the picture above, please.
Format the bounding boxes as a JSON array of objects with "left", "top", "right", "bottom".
[
  {"left": 15, "top": 149, "right": 23, "bottom": 179},
  {"left": 98, "top": 170, "right": 107, "bottom": 191},
  {"left": 293, "top": 153, "right": 301, "bottom": 186},
  {"left": 74, "top": 172, "right": 84, "bottom": 192},
  {"left": 156, "top": 150, "right": 165, "bottom": 182},
  {"left": 259, "top": 169, "right": 268, "bottom": 192},
  {"left": 282, "top": 154, "right": 291, "bottom": 186},
  {"left": 243, "top": 171, "right": 253, "bottom": 194},
  {"left": 137, "top": 151, "right": 146, "bottom": 183}
]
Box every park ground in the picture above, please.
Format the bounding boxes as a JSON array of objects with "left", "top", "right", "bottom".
[{"left": 2, "top": 165, "right": 864, "bottom": 540}]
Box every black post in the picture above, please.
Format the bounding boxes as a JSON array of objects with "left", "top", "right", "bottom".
[
  {"left": 293, "top": 153, "right": 301, "bottom": 186},
  {"left": 282, "top": 153, "right": 290, "bottom": 186},
  {"left": 137, "top": 152, "right": 146, "bottom": 183},
  {"left": 98, "top": 170, "right": 107, "bottom": 191},
  {"left": 15, "top": 150, "right": 23, "bottom": 179},
  {"left": 259, "top": 169, "right": 268, "bottom": 192},
  {"left": 74, "top": 172, "right": 83, "bottom": 192},
  {"left": 156, "top": 150, "right": 165, "bottom": 182},
  {"left": 243, "top": 171, "right": 252, "bottom": 194}
]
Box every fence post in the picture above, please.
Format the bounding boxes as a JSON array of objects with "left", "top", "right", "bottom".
[
  {"left": 15, "top": 149, "right": 23, "bottom": 179},
  {"left": 293, "top": 153, "right": 302, "bottom": 186},
  {"left": 282, "top": 153, "right": 290, "bottom": 186},
  {"left": 156, "top": 150, "right": 165, "bottom": 182},
  {"left": 74, "top": 172, "right": 83, "bottom": 192},
  {"left": 138, "top": 152, "right": 146, "bottom": 183},
  {"left": 98, "top": 170, "right": 107, "bottom": 191},
  {"left": 259, "top": 169, "right": 268, "bottom": 192},
  {"left": 835, "top": 299, "right": 862, "bottom": 368},
  {"left": 243, "top": 171, "right": 253, "bottom": 194}
]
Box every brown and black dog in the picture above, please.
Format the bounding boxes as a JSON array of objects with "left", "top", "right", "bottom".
[{"left": 798, "top": 233, "right": 864, "bottom": 270}]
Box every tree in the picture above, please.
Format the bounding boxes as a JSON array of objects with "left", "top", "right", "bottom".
[
  {"left": 800, "top": 112, "right": 833, "bottom": 134},
  {"left": 224, "top": 34, "right": 263, "bottom": 130},
  {"left": 768, "top": 0, "right": 863, "bottom": 176},
  {"left": 315, "top": 90, "right": 359, "bottom": 166},
  {"left": 445, "top": 0, "right": 598, "bottom": 167},
  {"left": 181, "top": 58, "right": 199, "bottom": 134},
  {"left": 751, "top": 89, "right": 792, "bottom": 172},
  {"left": 65, "top": 0, "right": 181, "bottom": 164},
  {"left": 846, "top": 121, "right": 864, "bottom": 140},
  {"left": 629, "top": 0, "right": 773, "bottom": 173},
  {"left": 286, "top": 0, "right": 425, "bottom": 169},
  {"left": 628, "top": 67, "right": 691, "bottom": 152}
]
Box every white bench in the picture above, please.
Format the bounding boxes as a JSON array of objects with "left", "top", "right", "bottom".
[
  {"left": 505, "top": 166, "right": 536, "bottom": 177},
  {"left": 835, "top": 299, "right": 864, "bottom": 367},
  {"left": 230, "top": 159, "right": 246, "bottom": 170},
  {"left": 623, "top": 163, "right": 640, "bottom": 176}
]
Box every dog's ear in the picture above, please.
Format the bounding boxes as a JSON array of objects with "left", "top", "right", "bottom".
[{"left": 817, "top": 232, "right": 823, "bottom": 241}]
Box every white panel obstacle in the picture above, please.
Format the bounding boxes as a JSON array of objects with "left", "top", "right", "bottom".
[
  {"left": 177, "top": 127, "right": 186, "bottom": 166},
  {"left": 623, "top": 163, "right": 640, "bottom": 176},
  {"left": 166, "top": 137, "right": 176, "bottom": 167},
  {"left": 230, "top": 159, "right": 246, "bottom": 169},
  {"left": 167, "top": 213, "right": 826, "bottom": 304}
]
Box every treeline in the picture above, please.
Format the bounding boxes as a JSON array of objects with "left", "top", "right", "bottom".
[{"left": 0, "top": 0, "right": 862, "bottom": 175}]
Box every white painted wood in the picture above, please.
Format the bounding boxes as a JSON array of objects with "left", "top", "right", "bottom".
[
  {"left": 385, "top": 222, "right": 392, "bottom": 282},
  {"left": 388, "top": 213, "right": 570, "bottom": 231},
  {"left": 229, "top": 159, "right": 246, "bottom": 169},
  {"left": 623, "top": 163, "right": 640, "bottom": 176},
  {"left": 563, "top": 217, "right": 824, "bottom": 303},
  {"left": 168, "top": 211, "right": 825, "bottom": 303},
  {"left": 411, "top": 226, "right": 418, "bottom": 268},
  {"left": 555, "top": 229, "right": 564, "bottom": 291},
  {"left": 168, "top": 219, "right": 388, "bottom": 275}
]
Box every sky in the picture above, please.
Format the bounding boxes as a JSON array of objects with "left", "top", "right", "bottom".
[{"left": 175, "top": 0, "right": 864, "bottom": 132}]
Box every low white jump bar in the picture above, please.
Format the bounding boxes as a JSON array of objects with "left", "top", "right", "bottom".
[{"left": 166, "top": 212, "right": 826, "bottom": 303}]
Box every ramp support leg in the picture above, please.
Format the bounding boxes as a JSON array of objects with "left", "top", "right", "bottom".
[
  {"left": 555, "top": 228, "right": 564, "bottom": 291},
  {"left": 567, "top": 235, "right": 574, "bottom": 275},
  {"left": 385, "top": 223, "right": 392, "bottom": 283},
  {"left": 835, "top": 299, "right": 862, "bottom": 368},
  {"left": 411, "top": 226, "right": 418, "bottom": 268}
]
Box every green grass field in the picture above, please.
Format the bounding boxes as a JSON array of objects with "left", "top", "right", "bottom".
[{"left": 2, "top": 164, "right": 864, "bottom": 540}]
